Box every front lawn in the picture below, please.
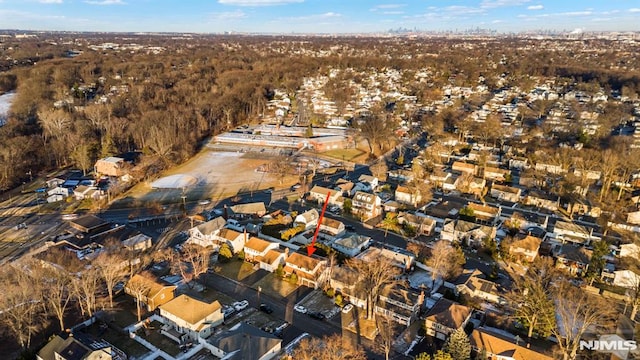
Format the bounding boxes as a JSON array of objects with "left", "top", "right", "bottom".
[
  {"left": 214, "top": 260, "right": 256, "bottom": 281},
  {"left": 253, "top": 273, "right": 299, "bottom": 298},
  {"left": 136, "top": 322, "right": 182, "bottom": 357}
]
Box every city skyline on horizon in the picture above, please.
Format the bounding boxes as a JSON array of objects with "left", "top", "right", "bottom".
[{"left": 0, "top": 0, "right": 639, "bottom": 34}]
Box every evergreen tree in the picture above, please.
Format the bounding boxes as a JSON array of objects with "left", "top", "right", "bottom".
[
  {"left": 415, "top": 353, "right": 432, "bottom": 360},
  {"left": 433, "top": 350, "right": 454, "bottom": 360},
  {"left": 444, "top": 328, "right": 471, "bottom": 360}
]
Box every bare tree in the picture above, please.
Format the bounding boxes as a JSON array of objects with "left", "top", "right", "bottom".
[
  {"left": 292, "top": 334, "right": 367, "bottom": 360},
  {"left": 0, "top": 266, "right": 45, "bottom": 349},
  {"left": 551, "top": 280, "right": 617, "bottom": 360},
  {"left": 33, "top": 265, "right": 73, "bottom": 332},
  {"left": 71, "top": 267, "right": 100, "bottom": 318},
  {"left": 345, "top": 256, "right": 400, "bottom": 321},
  {"left": 426, "top": 241, "right": 464, "bottom": 293},
  {"left": 181, "top": 243, "right": 212, "bottom": 282},
  {"left": 377, "top": 316, "right": 398, "bottom": 360},
  {"left": 93, "top": 251, "right": 127, "bottom": 308},
  {"left": 126, "top": 275, "right": 152, "bottom": 322},
  {"left": 370, "top": 161, "right": 388, "bottom": 181}
]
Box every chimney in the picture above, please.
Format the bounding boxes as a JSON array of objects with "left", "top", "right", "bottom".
[
  {"left": 284, "top": 247, "right": 290, "bottom": 256},
  {"left": 244, "top": 229, "right": 248, "bottom": 244}
]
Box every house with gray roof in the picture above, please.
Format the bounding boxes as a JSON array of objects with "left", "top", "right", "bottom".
[{"left": 206, "top": 322, "right": 281, "bottom": 360}]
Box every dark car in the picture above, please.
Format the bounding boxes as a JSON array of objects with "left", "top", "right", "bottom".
[
  {"left": 259, "top": 303, "right": 273, "bottom": 314},
  {"left": 308, "top": 312, "right": 325, "bottom": 320},
  {"left": 345, "top": 225, "right": 355, "bottom": 231}
]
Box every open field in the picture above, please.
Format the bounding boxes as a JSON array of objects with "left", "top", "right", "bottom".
[
  {"left": 120, "top": 150, "right": 294, "bottom": 205},
  {"left": 321, "top": 148, "right": 368, "bottom": 163}
]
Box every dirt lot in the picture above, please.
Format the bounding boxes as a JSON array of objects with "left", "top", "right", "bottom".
[{"left": 125, "top": 150, "right": 297, "bottom": 204}]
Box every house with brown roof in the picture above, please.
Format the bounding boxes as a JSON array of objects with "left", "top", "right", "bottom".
[
  {"left": 441, "top": 219, "right": 496, "bottom": 247},
  {"left": 490, "top": 184, "right": 522, "bottom": 203},
  {"left": 454, "top": 176, "right": 486, "bottom": 197},
  {"left": 159, "top": 294, "right": 223, "bottom": 342},
  {"left": 309, "top": 185, "right": 342, "bottom": 206},
  {"left": 483, "top": 166, "right": 511, "bottom": 182},
  {"left": 424, "top": 298, "right": 472, "bottom": 340},
  {"left": 508, "top": 234, "right": 542, "bottom": 262},
  {"left": 395, "top": 185, "right": 421, "bottom": 207},
  {"left": 229, "top": 202, "right": 267, "bottom": 219},
  {"left": 397, "top": 212, "right": 437, "bottom": 236},
  {"left": 125, "top": 273, "right": 177, "bottom": 311},
  {"left": 553, "top": 244, "right": 592, "bottom": 276},
  {"left": 94, "top": 156, "right": 126, "bottom": 177},
  {"left": 244, "top": 237, "right": 280, "bottom": 262},
  {"left": 375, "top": 284, "right": 425, "bottom": 327},
  {"left": 259, "top": 248, "right": 288, "bottom": 272},
  {"left": 283, "top": 252, "right": 328, "bottom": 289},
  {"left": 466, "top": 202, "right": 501, "bottom": 225},
  {"left": 452, "top": 161, "right": 477, "bottom": 175},
  {"left": 469, "top": 328, "right": 554, "bottom": 360},
  {"left": 524, "top": 190, "right": 559, "bottom": 211},
  {"left": 319, "top": 217, "right": 345, "bottom": 237}
]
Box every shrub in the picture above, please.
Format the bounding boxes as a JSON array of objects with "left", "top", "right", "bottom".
[
  {"left": 326, "top": 288, "right": 335, "bottom": 298},
  {"left": 335, "top": 294, "right": 343, "bottom": 306},
  {"left": 289, "top": 273, "right": 298, "bottom": 285}
]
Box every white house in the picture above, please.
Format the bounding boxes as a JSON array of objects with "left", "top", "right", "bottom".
[
  {"left": 351, "top": 191, "right": 381, "bottom": 220},
  {"left": 309, "top": 185, "right": 342, "bottom": 206},
  {"left": 490, "top": 184, "right": 521, "bottom": 202},
  {"left": 244, "top": 237, "right": 280, "bottom": 262},
  {"left": 187, "top": 217, "right": 226, "bottom": 247},
  {"left": 283, "top": 252, "right": 328, "bottom": 289},
  {"left": 357, "top": 174, "right": 379, "bottom": 191},
  {"left": 158, "top": 294, "right": 223, "bottom": 342},
  {"left": 294, "top": 209, "right": 319, "bottom": 230},
  {"left": 331, "top": 234, "right": 372, "bottom": 257}
]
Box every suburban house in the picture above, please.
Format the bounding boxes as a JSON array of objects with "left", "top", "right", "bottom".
[
  {"left": 455, "top": 176, "right": 486, "bottom": 197},
  {"left": 374, "top": 284, "right": 425, "bottom": 327},
  {"left": 508, "top": 234, "right": 542, "bottom": 262},
  {"left": 125, "top": 273, "right": 177, "bottom": 311},
  {"left": 453, "top": 269, "right": 503, "bottom": 304},
  {"left": 329, "top": 266, "right": 359, "bottom": 298},
  {"left": 309, "top": 185, "right": 342, "bottom": 206},
  {"left": 351, "top": 191, "right": 382, "bottom": 220},
  {"left": 37, "top": 332, "right": 123, "bottom": 360},
  {"left": 508, "top": 157, "right": 528, "bottom": 170},
  {"left": 357, "top": 246, "right": 415, "bottom": 272},
  {"left": 214, "top": 228, "right": 247, "bottom": 253},
  {"left": 187, "top": 217, "right": 227, "bottom": 248},
  {"left": 490, "top": 184, "right": 522, "bottom": 202},
  {"left": 73, "top": 185, "right": 100, "bottom": 201},
  {"left": 552, "top": 220, "right": 595, "bottom": 246},
  {"left": 331, "top": 233, "right": 372, "bottom": 257},
  {"left": 469, "top": 327, "right": 554, "bottom": 360},
  {"left": 395, "top": 185, "right": 421, "bottom": 207},
  {"left": 283, "top": 252, "right": 328, "bottom": 289},
  {"left": 207, "top": 322, "right": 282, "bottom": 360},
  {"left": 335, "top": 179, "right": 356, "bottom": 197},
  {"left": 535, "top": 162, "right": 566, "bottom": 174},
  {"left": 424, "top": 298, "right": 473, "bottom": 340},
  {"left": 357, "top": 174, "right": 379, "bottom": 191},
  {"left": 452, "top": 161, "right": 477, "bottom": 175},
  {"left": 69, "top": 215, "right": 111, "bottom": 235},
  {"left": 483, "top": 166, "right": 511, "bottom": 182},
  {"left": 294, "top": 209, "right": 319, "bottom": 230},
  {"left": 620, "top": 243, "right": 640, "bottom": 260},
  {"left": 524, "top": 190, "right": 559, "bottom": 211},
  {"left": 603, "top": 269, "right": 640, "bottom": 289},
  {"left": 94, "top": 156, "right": 126, "bottom": 177},
  {"left": 258, "top": 248, "right": 288, "bottom": 272},
  {"left": 229, "top": 202, "right": 267, "bottom": 219},
  {"left": 319, "top": 217, "right": 345, "bottom": 237},
  {"left": 244, "top": 237, "right": 280, "bottom": 262},
  {"left": 465, "top": 202, "right": 501, "bottom": 225},
  {"left": 158, "top": 294, "right": 223, "bottom": 342},
  {"left": 397, "top": 212, "right": 437, "bottom": 236},
  {"left": 553, "top": 244, "right": 593, "bottom": 276},
  {"left": 441, "top": 219, "right": 496, "bottom": 247}
]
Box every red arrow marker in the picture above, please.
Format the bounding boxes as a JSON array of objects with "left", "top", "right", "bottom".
[{"left": 308, "top": 191, "right": 331, "bottom": 257}]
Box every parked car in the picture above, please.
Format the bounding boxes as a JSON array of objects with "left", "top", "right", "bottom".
[
  {"left": 223, "top": 306, "right": 236, "bottom": 318},
  {"left": 198, "top": 199, "right": 211, "bottom": 205},
  {"left": 308, "top": 311, "right": 325, "bottom": 320},
  {"left": 259, "top": 303, "right": 273, "bottom": 314},
  {"left": 233, "top": 300, "right": 249, "bottom": 311},
  {"left": 341, "top": 304, "right": 354, "bottom": 313},
  {"left": 345, "top": 225, "right": 355, "bottom": 231},
  {"left": 294, "top": 305, "right": 307, "bottom": 314}
]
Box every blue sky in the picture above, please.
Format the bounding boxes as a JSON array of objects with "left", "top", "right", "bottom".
[{"left": 0, "top": 0, "right": 639, "bottom": 33}]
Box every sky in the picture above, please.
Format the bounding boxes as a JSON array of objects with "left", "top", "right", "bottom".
[{"left": 0, "top": 0, "right": 639, "bottom": 34}]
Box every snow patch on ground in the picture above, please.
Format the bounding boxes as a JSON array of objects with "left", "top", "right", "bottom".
[
  {"left": 0, "top": 91, "right": 15, "bottom": 126},
  {"left": 150, "top": 174, "right": 198, "bottom": 189}
]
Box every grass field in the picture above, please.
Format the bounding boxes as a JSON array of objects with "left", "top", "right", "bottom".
[
  {"left": 252, "top": 273, "right": 299, "bottom": 298},
  {"left": 214, "top": 260, "right": 256, "bottom": 281},
  {"left": 321, "top": 148, "right": 368, "bottom": 163}
]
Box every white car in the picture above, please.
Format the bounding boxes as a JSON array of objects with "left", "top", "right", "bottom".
[
  {"left": 198, "top": 199, "right": 211, "bottom": 205},
  {"left": 341, "top": 304, "right": 354, "bottom": 313},
  {"left": 233, "top": 300, "right": 249, "bottom": 311},
  {"left": 294, "top": 305, "right": 307, "bottom": 314}
]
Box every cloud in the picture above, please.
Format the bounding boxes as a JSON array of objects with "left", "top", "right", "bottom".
[
  {"left": 210, "top": 10, "right": 246, "bottom": 20},
  {"left": 84, "top": 0, "right": 125, "bottom": 4},
  {"left": 279, "top": 12, "right": 341, "bottom": 22},
  {"left": 39, "top": 0, "right": 63, "bottom": 3},
  {"left": 630, "top": 8, "right": 640, "bottom": 13},
  {"left": 218, "top": 0, "right": 303, "bottom": 6},
  {"left": 370, "top": 4, "right": 406, "bottom": 11},
  {"left": 480, "top": 0, "right": 530, "bottom": 9},
  {"left": 527, "top": 5, "right": 543, "bottom": 10},
  {"left": 444, "top": 5, "right": 486, "bottom": 15},
  {"left": 382, "top": 11, "right": 404, "bottom": 15}
]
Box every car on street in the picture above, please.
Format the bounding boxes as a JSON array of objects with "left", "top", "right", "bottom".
[
  {"left": 308, "top": 311, "right": 325, "bottom": 320},
  {"left": 345, "top": 225, "right": 355, "bottom": 231},
  {"left": 198, "top": 199, "right": 211, "bottom": 205},
  {"left": 341, "top": 304, "right": 354, "bottom": 313},
  {"left": 223, "top": 306, "right": 236, "bottom": 318},
  {"left": 233, "top": 300, "right": 249, "bottom": 311},
  {"left": 294, "top": 305, "right": 307, "bottom": 314},
  {"left": 259, "top": 303, "right": 273, "bottom": 314}
]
